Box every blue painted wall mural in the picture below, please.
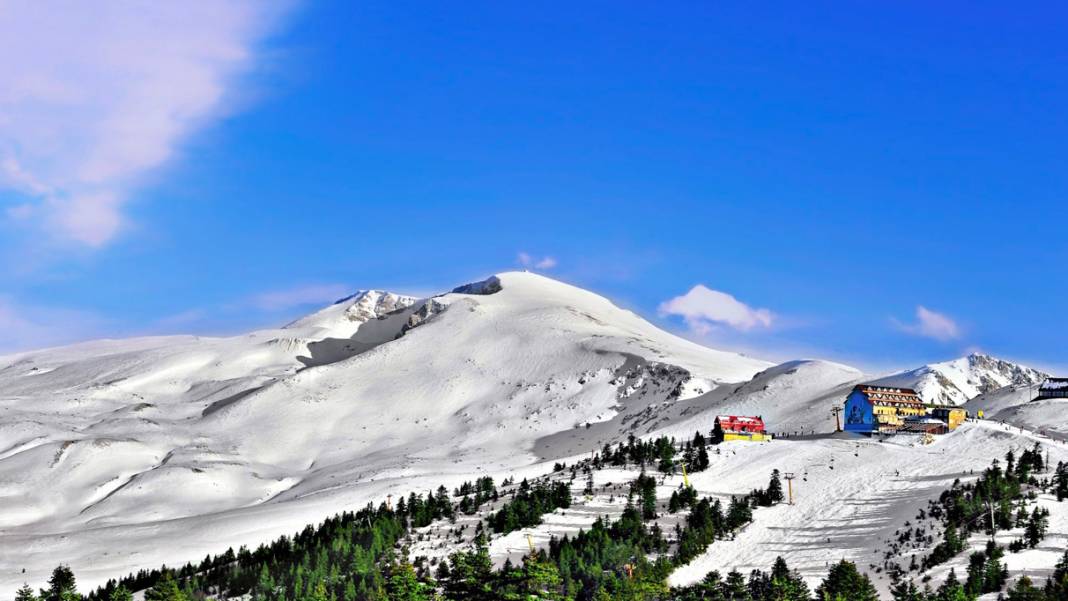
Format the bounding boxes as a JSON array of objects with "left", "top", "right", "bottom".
[{"left": 844, "top": 390, "right": 874, "bottom": 433}]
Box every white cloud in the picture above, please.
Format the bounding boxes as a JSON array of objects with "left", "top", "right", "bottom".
[
  {"left": 658, "top": 285, "right": 774, "bottom": 334},
  {"left": 518, "top": 252, "right": 557, "bottom": 270},
  {"left": 0, "top": 2, "right": 291, "bottom": 247},
  {"left": 250, "top": 284, "right": 352, "bottom": 312},
  {"left": 0, "top": 297, "right": 108, "bottom": 354},
  {"left": 895, "top": 305, "right": 961, "bottom": 342},
  {"left": 152, "top": 308, "right": 210, "bottom": 330}
]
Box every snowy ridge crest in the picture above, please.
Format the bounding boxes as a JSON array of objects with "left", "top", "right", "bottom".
[
  {"left": 876, "top": 352, "right": 1049, "bottom": 405},
  {"left": 286, "top": 290, "right": 419, "bottom": 335}
]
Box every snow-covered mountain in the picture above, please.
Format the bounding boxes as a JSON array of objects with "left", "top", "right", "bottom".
[
  {"left": 964, "top": 378, "right": 1068, "bottom": 439},
  {"left": 659, "top": 359, "right": 865, "bottom": 439},
  {"left": 1, "top": 271, "right": 1061, "bottom": 594},
  {"left": 0, "top": 272, "right": 770, "bottom": 589},
  {"left": 872, "top": 352, "right": 1049, "bottom": 406}
]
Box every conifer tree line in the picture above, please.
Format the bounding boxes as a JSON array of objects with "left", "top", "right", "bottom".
[
  {"left": 489, "top": 479, "right": 571, "bottom": 534},
  {"left": 599, "top": 432, "right": 714, "bottom": 476},
  {"left": 874, "top": 443, "right": 1066, "bottom": 601},
  {"left": 421, "top": 465, "right": 780, "bottom": 599},
  {"left": 11, "top": 441, "right": 1063, "bottom": 601},
  {"left": 454, "top": 477, "right": 498, "bottom": 516},
  {"left": 12, "top": 461, "right": 789, "bottom": 601},
  {"left": 887, "top": 548, "right": 1068, "bottom": 601},
  {"left": 23, "top": 547, "right": 1068, "bottom": 601},
  {"left": 919, "top": 444, "right": 1053, "bottom": 572}
]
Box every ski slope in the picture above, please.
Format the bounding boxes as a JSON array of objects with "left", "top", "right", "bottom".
[{"left": 668, "top": 421, "right": 1068, "bottom": 593}]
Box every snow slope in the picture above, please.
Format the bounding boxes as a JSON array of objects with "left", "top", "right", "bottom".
[
  {"left": 0, "top": 272, "right": 770, "bottom": 591},
  {"left": 661, "top": 359, "right": 866, "bottom": 438},
  {"left": 1, "top": 271, "right": 1062, "bottom": 596},
  {"left": 667, "top": 421, "right": 1068, "bottom": 594}
]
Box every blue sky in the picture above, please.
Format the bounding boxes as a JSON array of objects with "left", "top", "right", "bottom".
[{"left": 1, "top": 2, "right": 1065, "bottom": 372}]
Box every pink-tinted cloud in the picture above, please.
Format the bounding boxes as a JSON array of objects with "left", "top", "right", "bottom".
[
  {"left": 0, "top": 2, "right": 293, "bottom": 247},
  {"left": 894, "top": 305, "right": 961, "bottom": 342},
  {"left": 517, "top": 252, "right": 557, "bottom": 270}
]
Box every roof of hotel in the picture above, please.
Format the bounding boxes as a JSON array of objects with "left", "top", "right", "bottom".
[
  {"left": 715, "top": 415, "right": 766, "bottom": 431},
  {"left": 1040, "top": 378, "right": 1068, "bottom": 391},
  {"left": 853, "top": 384, "right": 924, "bottom": 406}
]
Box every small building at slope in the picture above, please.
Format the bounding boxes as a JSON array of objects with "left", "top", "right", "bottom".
[
  {"left": 712, "top": 415, "right": 771, "bottom": 442},
  {"left": 843, "top": 385, "right": 927, "bottom": 434},
  {"left": 900, "top": 416, "right": 949, "bottom": 435},
  {"left": 1036, "top": 378, "right": 1068, "bottom": 401},
  {"left": 926, "top": 405, "right": 968, "bottom": 430}
]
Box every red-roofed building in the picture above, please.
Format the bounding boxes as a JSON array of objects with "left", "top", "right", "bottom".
[{"left": 713, "top": 415, "right": 771, "bottom": 442}]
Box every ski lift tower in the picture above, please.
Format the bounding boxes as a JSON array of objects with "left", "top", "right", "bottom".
[
  {"left": 784, "top": 472, "right": 796, "bottom": 505},
  {"left": 831, "top": 405, "right": 843, "bottom": 432}
]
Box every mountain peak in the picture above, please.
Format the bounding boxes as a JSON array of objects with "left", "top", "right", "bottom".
[
  {"left": 286, "top": 289, "right": 419, "bottom": 336},
  {"left": 875, "top": 353, "right": 1050, "bottom": 405},
  {"left": 451, "top": 275, "right": 503, "bottom": 295}
]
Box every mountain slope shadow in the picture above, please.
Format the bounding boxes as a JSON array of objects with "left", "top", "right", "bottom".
[{"left": 296, "top": 299, "right": 445, "bottom": 369}]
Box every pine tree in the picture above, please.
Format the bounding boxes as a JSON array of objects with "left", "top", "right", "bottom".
[
  {"left": 144, "top": 573, "right": 186, "bottom": 601},
  {"left": 307, "top": 580, "right": 329, "bottom": 601},
  {"left": 936, "top": 568, "right": 968, "bottom": 601},
  {"left": 1046, "top": 551, "right": 1068, "bottom": 601},
  {"left": 890, "top": 579, "right": 924, "bottom": 601},
  {"left": 982, "top": 541, "right": 1007, "bottom": 594},
  {"left": 252, "top": 564, "right": 275, "bottom": 601},
  {"left": 518, "top": 555, "right": 565, "bottom": 600},
  {"left": 435, "top": 559, "right": 451, "bottom": 583},
  {"left": 723, "top": 570, "right": 752, "bottom": 601},
  {"left": 965, "top": 552, "right": 986, "bottom": 597},
  {"left": 107, "top": 587, "right": 131, "bottom": 601},
  {"left": 768, "top": 556, "right": 810, "bottom": 601},
  {"left": 1026, "top": 507, "right": 1050, "bottom": 548},
  {"left": 639, "top": 473, "right": 658, "bottom": 520},
  {"left": 442, "top": 537, "right": 495, "bottom": 601},
  {"left": 692, "top": 431, "right": 707, "bottom": 457},
  {"left": 726, "top": 496, "right": 752, "bottom": 531},
  {"left": 767, "top": 470, "right": 784, "bottom": 505},
  {"left": 386, "top": 561, "right": 429, "bottom": 601},
  {"left": 1007, "top": 576, "right": 1045, "bottom": 601},
  {"left": 747, "top": 568, "right": 770, "bottom": 600},
  {"left": 15, "top": 584, "right": 38, "bottom": 601},
  {"left": 696, "top": 445, "right": 711, "bottom": 472},
  {"left": 712, "top": 420, "right": 726, "bottom": 445},
  {"left": 669, "top": 490, "right": 682, "bottom": 514},
  {"left": 1055, "top": 462, "right": 1068, "bottom": 501},
  {"left": 693, "top": 571, "right": 728, "bottom": 601},
  {"left": 44, "top": 566, "right": 78, "bottom": 601},
  {"left": 814, "top": 560, "right": 879, "bottom": 601}
]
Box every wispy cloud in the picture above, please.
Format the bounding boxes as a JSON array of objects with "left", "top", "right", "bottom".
[
  {"left": 659, "top": 285, "right": 774, "bottom": 334},
  {"left": 249, "top": 283, "right": 353, "bottom": 312},
  {"left": 152, "top": 308, "right": 211, "bottom": 331},
  {"left": 0, "top": 296, "right": 109, "bottom": 354},
  {"left": 0, "top": 281, "right": 355, "bottom": 353},
  {"left": 893, "top": 305, "right": 961, "bottom": 342},
  {"left": 517, "top": 252, "right": 557, "bottom": 270},
  {"left": 0, "top": 2, "right": 292, "bottom": 248}
]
